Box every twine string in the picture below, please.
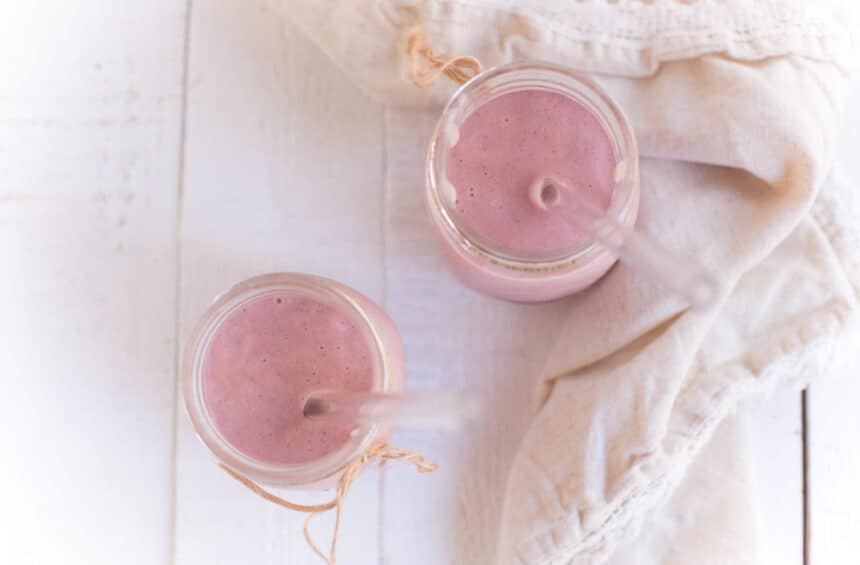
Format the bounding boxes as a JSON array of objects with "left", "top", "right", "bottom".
[
  {"left": 406, "top": 27, "right": 483, "bottom": 87},
  {"left": 221, "top": 443, "right": 437, "bottom": 565}
]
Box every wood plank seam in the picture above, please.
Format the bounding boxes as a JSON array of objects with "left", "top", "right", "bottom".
[
  {"left": 168, "top": 2, "right": 195, "bottom": 565},
  {"left": 802, "top": 390, "right": 809, "bottom": 565},
  {"left": 377, "top": 105, "right": 393, "bottom": 565}
]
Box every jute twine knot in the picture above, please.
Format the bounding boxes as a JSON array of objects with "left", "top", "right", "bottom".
[
  {"left": 221, "top": 443, "right": 437, "bottom": 565},
  {"left": 406, "top": 27, "right": 483, "bottom": 87}
]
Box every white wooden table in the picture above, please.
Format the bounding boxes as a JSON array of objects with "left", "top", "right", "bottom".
[{"left": 1, "top": 2, "right": 857, "bottom": 564}]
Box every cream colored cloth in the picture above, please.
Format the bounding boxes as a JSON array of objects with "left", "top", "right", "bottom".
[{"left": 276, "top": 1, "right": 860, "bottom": 563}]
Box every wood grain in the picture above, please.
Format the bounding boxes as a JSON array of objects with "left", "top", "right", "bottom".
[{"left": 0, "top": 2, "right": 186, "bottom": 564}]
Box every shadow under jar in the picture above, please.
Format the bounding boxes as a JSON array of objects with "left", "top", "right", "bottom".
[
  {"left": 182, "top": 273, "right": 405, "bottom": 488},
  {"left": 425, "top": 62, "right": 640, "bottom": 302}
]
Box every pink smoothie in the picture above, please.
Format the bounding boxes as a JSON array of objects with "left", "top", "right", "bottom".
[
  {"left": 201, "top": 293, "right": 374, "bottom": 465},
  {"left": 446, "top": 89, "right": 616, "bottom": 257}
]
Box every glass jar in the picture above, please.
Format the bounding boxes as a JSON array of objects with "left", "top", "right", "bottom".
[
  {"left": 425, "top": 61, "right": 640, "bottom": 302},
  {"left": 182, "top": 273, "right": 404, "bottom": 487}
]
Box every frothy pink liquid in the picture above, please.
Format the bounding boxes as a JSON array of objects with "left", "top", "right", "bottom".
[
  {"left": 447, "top": 89, "right": 616, "bottom": 256},
  {"left": 202, "top": 293, "right": 373, "bottom": 465}
]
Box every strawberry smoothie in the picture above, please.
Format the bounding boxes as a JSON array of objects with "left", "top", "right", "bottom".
[
  {"left": 446, "top": 89, "right": 616, "bottom": 258},
  {"left": 201, "top": 293, "right": 373, "bottom": 465}
]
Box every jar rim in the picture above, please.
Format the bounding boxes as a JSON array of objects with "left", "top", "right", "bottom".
[
  {"left": 181, "top": 273, "right": 389, "bottom": 486},
  {"left": 426, "top": 61, "right": 639, "bottom": 271}
]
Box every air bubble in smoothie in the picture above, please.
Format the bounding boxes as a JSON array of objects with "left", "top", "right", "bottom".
[{"left": 201, "top": 293, "right": 374, "bottom": 465}]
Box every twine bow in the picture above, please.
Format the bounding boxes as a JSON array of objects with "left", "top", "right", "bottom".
[
  {"left": 221, "top": 443, "right": 437, "bottom": 564},
  {"left": 406, "top": 27, "right": 483, "bottom": 87}
]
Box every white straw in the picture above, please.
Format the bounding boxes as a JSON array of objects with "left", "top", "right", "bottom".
[
  {"left": 303, "top": 391, "right": 482, "bottom": 430},
  {"left": 529, "top": 176, "right": 721, "bottom": 307}
]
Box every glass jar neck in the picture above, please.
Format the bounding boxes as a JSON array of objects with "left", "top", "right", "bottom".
[{"left": 427, "top": 62, "right": 639, "bottom": 269}]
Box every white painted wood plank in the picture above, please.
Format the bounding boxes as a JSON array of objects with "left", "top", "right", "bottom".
[
  {"left": 806, "top": 75, "right": 860, "bottom": 565},
  {"left": 380, "top": 108, "right": 571, "bottom": 565},
  {"left": 0, "top": 2, "right": 186, "bottom": 564},
  {"left": 746, "top": 390, "right": 804, "bottom": 565},
  {"left": 807, "top": 374, "right": 860, "bottom": 564},
  {"left": 807, "top": 379, "right": 860, "bottom": 565},
  {"left": 173, "top": 3, "right": 386, "bottom": 564}
]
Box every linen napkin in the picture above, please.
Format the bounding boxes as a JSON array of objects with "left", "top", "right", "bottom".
[{"left": 276, "top": 1, "right": 860, "bottom": 563}]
